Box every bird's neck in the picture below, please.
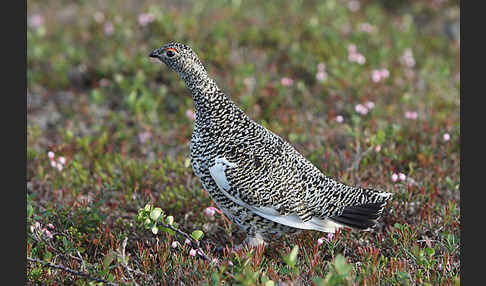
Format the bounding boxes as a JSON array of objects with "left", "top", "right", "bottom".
[{"left": 183, "top": 72, "right": 236, "bottom": 124}]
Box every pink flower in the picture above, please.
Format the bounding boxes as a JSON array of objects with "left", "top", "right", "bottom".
[
  {"left": 316, "top": 71, "right": 328, "bottom": 82},
  {"left": 171, "top": 241, "right": 179, "bottom": 248},
  {"left": 400, "top": 49, "right": 416, "bottom": 68},
  {"left": 347, "top": 44, "right": 357, "bottom": 54},
  {"left": 189, "top": 248, "right": 197, "bottom": 257},
  {"left": 138, "top": 13, "right": 155, "bottom": 26},
  {"left": 327, "top": 233, "right": 334, "bottom": 241},
  {"left": 398, "top": 173, "right": 406, "bottom": 181},
  {"left": 281, "top": 77, "right": 294, "bottom": 87},
  {"left": 375, "top": 145, "right": 381, "bottom": 152},
  {"left": 56, "top": 163, "right": 63, "bottom": 171},
  {"left": 35, "top": 221, "right": 41, "bottom": 228},
  {"left": 391, "top": 173, "right": 398, "bottom": 182},
  {"left": 405, "top": 111, "right": 418, "bottom": 120},
  {"left": 359, "top": 23, "right": 376, "bottom": 33},
  {"left": 30, "top": 225, "right": 35, "bottom": 233},
  {"left": 47, "top": 223, "right": 54, "bottom": 229},
  {"left": 50, "top": 160, "right": 57, "bottom": 168},
  {"left": 371, "top": 69, "right": 389, "bottom": 83},
  {"left": 185, "top": 238, "right": 191, "bottom": 245},
  {"left": 99, "top": 78, "right": 110, "bottom": 87},
  {"left": 29, "top": 14, "right": 44, "bottom": 29},
  {"left": 317, "top": 63, "right": 326, "bottom": 72},
  {"left": 335, "top": 115, "right": 344, "bottom": 123},
  {"left": 48, "top": 151, "right": 55, "bottom": 159},
  {"left": 355, "top": 104, "right": 368, "bottom": 115},
  {"left": 204, "top": 207, "right": 216, "bottom": 218},
  {"left": 104, "top": 22, "right": 114, "bottom": 35},
  {"left": 380, "top": 69, "right": 390, "bottom": 79},
  {"left": 42, "top": 228, "right": 53, "bottom": 239},
  {"left": 138, "top": 131, "right": 152, "bottom": 143},
  {"left": 348, "top": 45, "right": 366, "bottom": 65},
  {"left": 356, "top": 54, "right": 366, "bottom": 65},
  {"left": 371, "top": 70, "right": 382, "bottom": 83},
  {"left": 365, "top": 101, "right": 375, "bottom": 109},
  {"left": 317, "top": 237, "right": 324, "bottom": 246},
  {"left": 185, "top": 109, "right": 195, "bottom": 121},
  {"left": 347, "top": 0, "right": 360, "bottom": 12},
  {"left": 443, "top": 133, "right": 451, "bottom": 142},
  {"left": 58, "top": 157, "right": 66, "bottom": 165}
]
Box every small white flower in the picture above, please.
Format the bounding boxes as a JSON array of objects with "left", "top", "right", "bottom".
[
  {"left": 189, "top": 248, "right": 197, "bottom": 256},
  {"left": 58, "top": 157, "right": 66, "bottom": 165},
  {"left": 48, "top": 151, "right": 55, "bottom": 159}
]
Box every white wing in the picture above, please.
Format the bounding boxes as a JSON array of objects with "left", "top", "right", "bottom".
[{"left": 209, "top": 157, "right": 343, "bottom": 233}]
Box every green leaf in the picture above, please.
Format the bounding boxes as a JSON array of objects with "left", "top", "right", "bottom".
[
  {"left": 264, "top": 280, "right": 275, "bottom": 286},
  {"left": 191, "top": 230, "right": 204, "bottom": 241},
  {"left": 166, "top": 216, "right": 174, "bottom": 226},
  {"left": 27, "top": 204, "right": 34, "bottom": 219},
  {"left": 150, "top": 208, "right": 163, "bottom": 221},
  {"left": 103, "top": 251, "right": 115, "bottom": 270},
  {"left": 289, "top": 245, "right": 299, "bottom": 265},
  {"left": 333, "top": 254, "right": 353, "bottom": 276},
  {"left": 425, "top": 247, "right": 435, "bottom": 257}
]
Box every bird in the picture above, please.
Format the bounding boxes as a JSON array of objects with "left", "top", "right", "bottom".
[{"left": 149, "top": 42, "right": 392, "bottom": 248}]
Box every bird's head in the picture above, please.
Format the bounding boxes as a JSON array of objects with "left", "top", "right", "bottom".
[{"left": 149, "top": 42, "right": 205, "bottom": 79}]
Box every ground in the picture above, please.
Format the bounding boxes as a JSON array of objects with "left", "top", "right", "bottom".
[{"left": 27, "top": 0, "right": 460, "bottom": 285}]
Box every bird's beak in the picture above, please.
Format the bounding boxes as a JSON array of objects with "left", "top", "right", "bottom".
[
  {"left": 149, "top": 50, "right": 163, "bottom": 63},
  {"left": 148, "top": 50, "right": 159, "bottom": 59}
]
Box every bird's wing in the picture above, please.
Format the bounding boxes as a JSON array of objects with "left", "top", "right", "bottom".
[{"left": 208, "top": 133, "right": 345, "bottom": 232}]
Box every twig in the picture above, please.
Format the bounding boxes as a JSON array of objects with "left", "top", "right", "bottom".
[
  {"left": 156, "top": 221, "right": 212, "bottom": 261},
  {"left": 27, "top": 257, "right": 119, "bottom": 285},
  {"left": 118, "top": 237, "right": 157, "bottom": 286},
  {"left": 76, "top": 250, "right": 87, "bottom": 272},
  {"left": 119, "top": 238, "right": 139, "bottom": 286}
]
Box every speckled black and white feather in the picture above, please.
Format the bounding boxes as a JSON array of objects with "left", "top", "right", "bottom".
[{"left": 149, "top": 43, "right": 392, "bottom": 246}]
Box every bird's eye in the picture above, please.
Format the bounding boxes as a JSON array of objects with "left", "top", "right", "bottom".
[{"left": 165, "top": 48, "right": 176, "bottom": 58}]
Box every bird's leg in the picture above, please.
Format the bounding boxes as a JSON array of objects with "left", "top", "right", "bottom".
[{"left": 233, "top": 232, "right": 266, "bottom": 250}]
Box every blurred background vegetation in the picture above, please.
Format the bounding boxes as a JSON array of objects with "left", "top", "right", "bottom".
[{"left": 27, "top": 0, "right": 459, "bottom": 284}]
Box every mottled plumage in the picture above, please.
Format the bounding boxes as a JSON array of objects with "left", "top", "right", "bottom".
[{"left": 149, "top": 42, "right": 392, "bottom": 247}]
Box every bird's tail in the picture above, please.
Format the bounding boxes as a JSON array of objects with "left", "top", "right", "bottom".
[{"left": 330, "top": 190, "right": 392, "bottom": 230}]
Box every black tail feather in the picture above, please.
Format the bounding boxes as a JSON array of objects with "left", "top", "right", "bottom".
[{"left": 330, "top": 203, "right": 386, "bottom": 230}]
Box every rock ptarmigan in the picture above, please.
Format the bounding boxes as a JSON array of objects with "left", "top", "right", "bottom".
[{"left": 149, "top": 42, "right": 392, "bottom": 247}]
